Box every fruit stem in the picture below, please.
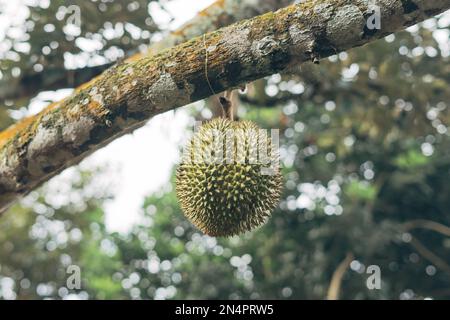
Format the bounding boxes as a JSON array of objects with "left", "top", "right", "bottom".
[{"left": 220, "top": 90, "right": 235, "bottom": 121}]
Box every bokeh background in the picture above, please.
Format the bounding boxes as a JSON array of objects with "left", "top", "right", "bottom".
[{"left": 0, "top": 0, "right": 449, "bottom": 300}]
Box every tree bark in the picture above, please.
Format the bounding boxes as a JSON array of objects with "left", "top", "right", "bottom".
[
  {"left": 1, "top": 0, "right": 293, "bottom": 102},
  {"left": 0, "top": 0, "right": 449, "bottom": 213}
]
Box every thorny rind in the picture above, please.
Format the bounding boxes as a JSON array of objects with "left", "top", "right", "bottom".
[{"left": 1, "top": 0, "right": 449, "bottom": 213}]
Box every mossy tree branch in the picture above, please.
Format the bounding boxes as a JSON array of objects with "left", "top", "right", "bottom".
[
  {"left": 1, "top": 0, "right": 449, "bottom": 213},
  {"left": 2, "top": 0, "right": 293, "bottom": 102}
]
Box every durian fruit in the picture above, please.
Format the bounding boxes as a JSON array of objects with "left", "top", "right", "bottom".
[{"left": 176, "top": 118, "right": 283, "bottom": 237}]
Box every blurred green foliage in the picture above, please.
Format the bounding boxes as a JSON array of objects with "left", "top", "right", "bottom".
[{"left": 0, "top": 1, "right": 450, "bottom": 300}]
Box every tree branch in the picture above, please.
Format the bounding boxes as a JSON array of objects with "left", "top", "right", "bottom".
[
  {"left": 1, "top": 0, "right": 293, "bottom": 102},
  {"left": 409, "top": 237, "right": 450, "bottom": 275},
  {"left": 326, "top": 252, "right": 354, "bottom": 300},
  {"left": 403, "top": 219, "right": 450, "bottom": 237},
  {"left": 1, "top": 0, "right": 449, "bottom": 213},
  {"left": 402, "top": 219, "right": 450, "bottom": 275}
]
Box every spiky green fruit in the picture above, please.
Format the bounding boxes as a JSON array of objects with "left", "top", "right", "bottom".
[{"left": 176, "top": 118, "right": 283, "bottom": 237}]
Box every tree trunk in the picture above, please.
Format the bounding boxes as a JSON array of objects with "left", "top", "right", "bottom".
[{"left": 1, "top": 0, "right": 449, "bottom": 213}]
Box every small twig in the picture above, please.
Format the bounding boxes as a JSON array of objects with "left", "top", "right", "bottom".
[
  {"left": 326, "top": 252, "right": 354, "bottom": 300},
  {"left": 403, "top": 219, "right": 450, "bottom": 237},
  {"left": 402, "top": 219, "right": 450, "bottom": 274},
  {"left": 408, "top": 237, "right": 450, "bottom": 275}
]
